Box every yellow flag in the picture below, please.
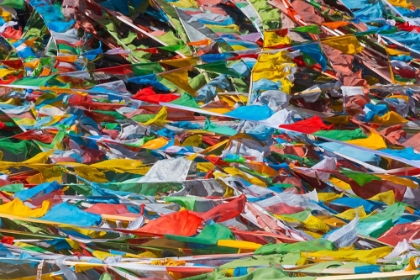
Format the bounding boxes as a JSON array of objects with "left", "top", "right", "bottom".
[
  {"left": 386, "top": 95, "right": 409, "bottom": 102},
  {"left": 142, "top": 137, "right": 168, "bottom": 149},
  {"left": 90, "top": 159, "right": 149, "bottom": 175},
  {"left": 41, "top": 166, "right": 63, "bottom": 182},
  {"left": 231, "top": 45, "right": 248, "bottom": 51},
  {"left": 369, "top": 190, "right": 395, "bottom": 205},
  {"left": 251, "top": 48, "right": 296, "bottom": 95},
  {"left": 59, "top": 226, "right": 106, "bottom": 239},
  {"left": 14, "top": 118, "right": 36, "bottom": 127},
  {"left": 39, "top": 115, "right": 63, "bottom": 126},
  {"left": 377, "top": 174, "right": 418, "bottom": 188},
  {"left": 24, "top": 150, "right": 54, "bottom": 165},
  {"left": 0, "top": 68, "right": 16, "bottom": 78},
  {"left": 160, "top": 57, "right": 199, "bottom": 68},
  {"left": 304, "top": 247, "right": 392, "bottom": 264},
  {"left": 141, "top": 106, "right": 167, "bottom": 126},
  {"left": 247, "top": 162, "right": 278, "bottom": 177},
  {"left": 253, "top": 52, "right": 293, "bottom": 72},
  {"left": 0, "top": 199, "right": 50, "bottom": 218},
  {"left": 224, "top": 185, "right": 235, "bottom": 197},
  {"left": 205, "top": 23, "right": 240, "bottom": 32},
  {"left": 0, "top": 151, "right": 53, "bottom": 172},
  {"left": 219, "top": 96, "right": 236, "bottom": 107},
  {"left": 186, "top": 154, "right": 197, "bottom": 161},
  {"left": 197, "top": 162, "right": 215, "bottom": 172},
  {"left": 182, "top": 134, "right": 202, "bottom": 147},
  {"left": 26, "top": 173, "right": 44, "bottom": 184},
  {"left": 329, "top": 177, "right": 351, "bottom": 190},
  {"left": 320, "top": 216, "right": 347, "bottom": 227},
  {"left": 204, "top": 107, "right": 231, "bottom": 114},
  {"left": 211, "top": 172, "right": 234, "bottom": 196},
  {"left": 23, "top": 59, "right": 40, "bottom": 69},
  {"left": 73, "top": 166, "right": 108, "bottom": 183},
  {"left": 213, "top": 171, "right": 228, "bottom": 179},
  {"left": 171, "top": 0, "right": 198, "bottom": 9},
  {"left": 0, "top": 98, "right": 15, "bottom": 105},
  {"left": 335, "top": 206, "right": 368, "bottom": 220},
  {"left": 373, "top": 111, "right": 408, "bottom": 125},
  {"left": 318, "top": 192, "right": 343, "bottom": 203},
  {"left": 92, "top": 250, "right": 117, "bottom": 260},
  {"left": 345, "top": 131, "right": 387, "bottom": 150},
  {"left": 65, "top": 238, "right": 80, "bottom": 250},
  {"left": 252, "top": 66, "right": 295, "bottom": 82},
  {"left": 224, "top": 167, "right": 266, "bottom": 187},
  {"left": 91, "top": 159, "right": 143, "bottom": 170},
  {"left": 302, "top": 215, "right": 330, "bottom": 233},
  {"left": 161, "top": 69, "right": 196, "bottom": 95},
  {"left": 279, "top": 77, "right": 294, "bottom": 94},
  {"left": 0, "top": 8, "right": 13, "bottom": 22},
  {"left": 322, "top": 35, "right": 363, "bottom": 54},
  {"left": 388, "top": 0, "right": 412, "bottom": 7},
  {"left": 75, "top": 263, "right": 104, "bottom": 273},
  {"left": 201, "top": 139, "right": 230, "bottom": 155},
  {"left": 217, "top": 240, "right": 262, "bottom": 250},
  {"left": 263, "top": 31, "right": 291, "bottom": 48},
  {"left": 385, "top": 47, "right": 410, "bottom": 56}
]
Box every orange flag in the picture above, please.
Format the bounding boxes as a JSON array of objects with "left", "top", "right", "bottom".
[{"left": 322, "top": 21, "right": 349, "bottom": 30}]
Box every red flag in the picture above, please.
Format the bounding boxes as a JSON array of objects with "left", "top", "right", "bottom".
[
  {"left": 30, "top": 190, "right": 63, "bottom": 208},
  {"left": 137, "top": 210, "right": 203, "bottom": 236},
  {"left": 197, "top": 194, "right": 246, "bottom": 222},
  {"left": 351, "top": 180, "right": 406, "bottom": 202},
  {"left": 379, "top": 223, "right": 420, "bottom": 246},
  {"left": 12, "top": 130, "right": 54, "bottom": 143},
  {"left": 1, "top": 27, "right": 22, "bottom": 39},
  {"left": 132, "top": 87, "right": 179, "bottom": 104},
  {"left": 280, "top": 116, "right": 333, "bottom": 134},
  {"left": 0, "top": 60, "right": 23, "bottom": 69},
  {"left": 86, "top": 203, "right": 131, "bottom": 215},
  {"left": 266, "top": 203, "right": 305, "bottom": 215}
]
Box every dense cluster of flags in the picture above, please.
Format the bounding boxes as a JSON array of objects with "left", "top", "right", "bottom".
[{"left": 1, "top": 0, "right": 420, "bottom": 279}]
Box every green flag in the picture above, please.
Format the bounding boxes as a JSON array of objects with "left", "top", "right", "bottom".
[
  {"left": 190, "top": 73, "right": 207, "bottom": 90},
  {"left": 255, "top": 239, "right": 335, "bottom": 255},
  {"left": 133, "top": 63, "right": 164, "bottom": 76},
  {"left": 2, "top": 0, "right": 25, "bottom": 9},
  {"left": 165, "top": 196, "right": 196, "bottom": 210},
  {"left": 196, "top": 61, "right": 241, "bottom": 78},
  {"left": 1, "top": 184, "right": 24, "bottom": 193},
  {"left": 0, "top": 138, "right": 28, "bottom": 156},
  {"left": 99, "top": 273, "right": 114, "bottom": 280},
  {"left": 170, "top": 93, "right": 200, "bottom": 108},
  {"left": 362, "top": 203, "right": 406, "bottom": 223},
  {"left": 12, "top": 75, "right": 57, "bottom": 87},
  {"left": 204, "top": 118, "right": 237, "bottom": 136},
  {"left": 356, "top": 219, "right": 393, "bottom": 238},
  {"left": 293, "top": 25, "right": 321, "bottom": 34},
  {"left": 315, "top": 128, "right": 367, "bottom": 141},
  {"left": 302, "top": 52, "right": 317, "bottom": 67},
  {"left": 341, "top": 170, "right": 381, "bottom": 186},
  {"left": 159, "top": 44, "right": 185, "bottom": 52}
]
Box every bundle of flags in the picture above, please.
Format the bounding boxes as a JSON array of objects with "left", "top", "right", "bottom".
[{"left": 1, "top": 0, "right": 420, "bottom": 279}]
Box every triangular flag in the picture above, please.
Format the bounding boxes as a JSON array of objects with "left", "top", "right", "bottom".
[{"left": 160, "top": 69, "right": 196, "bottom": 95}]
